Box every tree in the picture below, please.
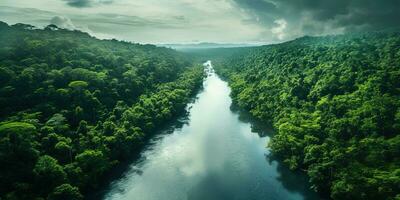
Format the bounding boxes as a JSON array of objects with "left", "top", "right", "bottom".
[
  {"left": 75, "top": 150, "right": 109, "bottom": 188},
  {"left": 47, "top": 184, "right": 83, "bottom": 200},
  {"left": 0, "top": 122, "right": 38, "bottom": 195},
  {"left": 33, "top": 155, "right": 67, "bottom": 195},
  {"left": 68, "top": 81, "right": 88, "bottom": 90}
]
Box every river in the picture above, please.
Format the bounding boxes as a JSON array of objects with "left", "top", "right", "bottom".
[{"left": 102, "top": 61, "right": 322, "bottom": 200}]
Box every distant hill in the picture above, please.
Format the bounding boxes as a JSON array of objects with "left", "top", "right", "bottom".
[{"left": 158, "top": 42, "right": 260, "bottom": 50}]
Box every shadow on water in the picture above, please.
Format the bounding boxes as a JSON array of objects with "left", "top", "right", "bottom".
[
  {"left": 230, "top": 103, "right": 325, "bottom": 200},
  {"left": 229, "top": 103, "right": 274, "bottom": 138},
  {"left": 271, "top": 159, "right": 324, "bottom": 200}
]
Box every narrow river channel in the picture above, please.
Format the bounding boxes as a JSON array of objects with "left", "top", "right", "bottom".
[{"left": 102, "top": 61, "right": 322, "bottom": 200}]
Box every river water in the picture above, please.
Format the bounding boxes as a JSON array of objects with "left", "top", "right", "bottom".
[{"left": 103, "top": 61, "right": 321, "bottom": 200}]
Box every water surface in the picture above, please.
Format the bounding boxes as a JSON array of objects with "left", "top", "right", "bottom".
[{"left": 103, "top": 61, "right": 321, "bottom": 200}]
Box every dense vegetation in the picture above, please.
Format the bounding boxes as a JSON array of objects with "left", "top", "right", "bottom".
[
  {"left": 0, "top": 21, "right": 203, "bottom": 199},
  {"left": 213, "top": 33, "right": 400, "bottom": 199}
]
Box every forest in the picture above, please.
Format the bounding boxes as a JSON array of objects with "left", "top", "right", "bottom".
[
  {"left": 1, "top": 18, "right": 400, "bottom": 200},
  {"left": 212, "top": 33, "right": 400, "bottom": 200},
  {"left": 0, "top": 21, "right": 204, "bottom": 200}
]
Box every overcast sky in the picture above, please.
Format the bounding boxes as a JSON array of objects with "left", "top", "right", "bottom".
[{"left": 1, "top": 0, "right": 399, "bottom": 44}]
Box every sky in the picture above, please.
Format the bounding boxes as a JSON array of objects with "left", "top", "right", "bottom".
[{"left": 0, "top": 0, "right": 399, "bottom": 44}]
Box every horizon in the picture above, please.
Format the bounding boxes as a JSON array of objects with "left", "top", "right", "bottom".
[
  {"left": 1, "top": 0, "right": 399, "bottom": 44},
  {"left": 5, "top": 19, "right": 395, "bottom": 48}
]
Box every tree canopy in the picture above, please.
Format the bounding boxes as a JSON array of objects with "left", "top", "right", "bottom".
[
  {"left": 0, "top": 21, "right": 203, "bottom": 199},
  {"left": 212, "top": 32, "right": 400, "bottom": 200}
]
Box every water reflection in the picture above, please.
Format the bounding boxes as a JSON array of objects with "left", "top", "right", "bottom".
[{"left": 102, "top": 61, "right": 322, "bottom": 200}]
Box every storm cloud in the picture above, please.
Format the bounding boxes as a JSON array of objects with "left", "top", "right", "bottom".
[{"left": 232, "top": 0, "right": 400, "bottom": 39}]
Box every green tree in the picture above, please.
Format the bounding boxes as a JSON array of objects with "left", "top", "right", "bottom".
[
  {"left": 0, "top": 122, "right": 38, "bottom": 195},
  {"left": 75, "top": 150, "right": 109, "bottom": 188},
  {"left": 47, "top": 184, "right": 83, "bottom": 200},
  {"left": 33, "top": 155, "right": 67, "bottom": 195}
]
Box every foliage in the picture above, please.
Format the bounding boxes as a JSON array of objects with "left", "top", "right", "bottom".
[
  {"left": 47, "top": 184, "right": 83, "bottom": 200},
  {"left": 0, "top": 22, "right": 203, "bottom": 199},
  {"left": 213, "top": 33, "right": 400, "bottom": 199}
]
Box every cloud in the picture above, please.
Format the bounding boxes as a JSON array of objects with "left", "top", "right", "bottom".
[
  {"left": 279, "top": 0, "right": 400, "bottom": 31},
  {"left": 50, "top": 16, "right": 76, "bottom": 29},
  {"left": 271, "top": 19, "right": 287, "bottom": 40},
  {"left": 231, "top": 0, "right": 400, "bottom": 40},
  {"left": 232, "top": 0, "right": 277, "bottom": 27},
  {"left": 49, "top": 15, "right": 115, "bottom": 39},
  {"left": 62, "top": 0, "right": 113, "bottom": 8},
  {"left": 1, "top": 0, "right": 399, "bottom": 43}
]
